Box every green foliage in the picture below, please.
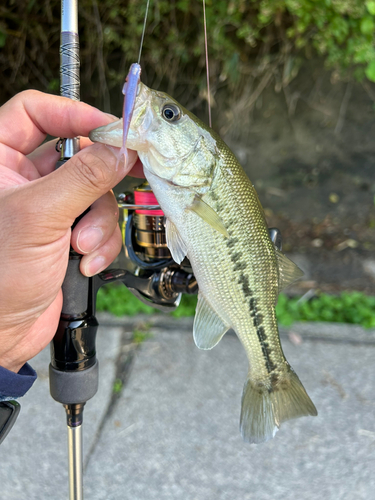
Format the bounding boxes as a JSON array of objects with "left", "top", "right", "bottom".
[
  {"left": 278, "top": 0, "right": 375, "bottom": 81},
  {"left": 171, "top": 294, "right": 198, "bottom": 317},
  {"left": 90, "top": 0, "right": 375, "bottom": 89},
  {"left": 96, "top": 283, "right": 157, "bottom": 316},
  {"left": 367, "top": 1, "right": 375, "bottom": 16},
  {"left": 112, "top": 378, "right": 123, "bottom": 394},
  {"left": 133, "top": 327, "right": 153, "bottom": 344},
  {"left": 97, "top": 284, "right": 375, "bottom": 329},
  {"left": 1, "top": 0, "right": 375, "bottom": 106},
  {"left": 0, "top": 25, "right": 7, "bottom": 48},
  {"left": 276, "top": 292, "right": 375, "bottom": 328},
  {"left": 96, "top": 282, "right": 198, "bottom": 317}
]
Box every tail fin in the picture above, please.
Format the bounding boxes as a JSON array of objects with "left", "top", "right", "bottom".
[{"left": 240, "top": 367, "right": 317, "bottom": 444}]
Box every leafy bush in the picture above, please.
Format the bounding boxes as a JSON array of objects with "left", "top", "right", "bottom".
[
  {"left": 1, "top": 0, "right": 375, "bottom": 108},
  {"left": 279, "top": 0, "right": 375, "bottom": 81}
]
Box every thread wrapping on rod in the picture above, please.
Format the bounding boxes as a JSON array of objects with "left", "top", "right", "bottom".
[{"left": 60, "top": 32, "right": 80, "bottom": 101}]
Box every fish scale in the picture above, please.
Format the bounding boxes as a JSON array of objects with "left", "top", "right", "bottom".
[
  {"left": 190, "top": 154, "right": 282, "bottom": 380},
  {"left": 89, "top": 82, "right": 317, "bottom": 443}
]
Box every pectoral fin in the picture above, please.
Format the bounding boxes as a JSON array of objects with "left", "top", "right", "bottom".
[
  {"left": 193, "top": 292, "right": 230, "bottom": 349},
  {"left": 165, "top": 218, "right": 187, "bottom": 264},
  {"left": 275, "top": 249, "right": 304, "bottom": 292},
  {"left": 187, "top": 195, "right": 229, "bottom": 238}
]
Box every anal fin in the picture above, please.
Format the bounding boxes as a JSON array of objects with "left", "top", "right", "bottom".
[{"left": 193, "top": 293, "right": 229, "bottom": 349}]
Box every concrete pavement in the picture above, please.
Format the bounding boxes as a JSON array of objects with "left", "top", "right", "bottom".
[{"left": 1, "top": 315, "right": 375, "bottom": 499}]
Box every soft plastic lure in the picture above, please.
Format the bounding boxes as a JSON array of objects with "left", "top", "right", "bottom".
[{"left": 117, "top": 62, "right": 142, "bottom": 169}]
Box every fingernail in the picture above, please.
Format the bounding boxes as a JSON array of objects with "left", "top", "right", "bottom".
[
  {"left": 105, "top": 112, "right": 120, "bottom": 121},
  {"left": 77, "top": 227, "right": 104, "bottom": 253},
  {"left": 85, "top": 255, "right": 107, "bottom": 277}
]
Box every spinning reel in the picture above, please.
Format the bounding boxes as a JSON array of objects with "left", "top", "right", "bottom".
[{"left": 113, "top": 181, "right": 198, "bottom": 311}]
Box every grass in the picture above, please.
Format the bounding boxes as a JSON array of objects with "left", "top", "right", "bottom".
[
  {"left": 112, "top": 379, "right": 123, "bottom": 394},
  {"left": 96, "top": 284, "right": 375, "bottom": 329},
  {"left": 96, "top": 283, "right": 198, "bottom": 318},
  {"left": 276, "top": 291, "right": 375, "bottom": 329},
  {"left": 133, "top": 327, "right": 153, "bottom": 344},
  {"left": 96, "top": 283, "right": 156, "bottom": 316}
]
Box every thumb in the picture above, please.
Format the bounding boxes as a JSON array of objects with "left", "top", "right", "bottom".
[{"left": 30, "top": 143, "right": 137, "bottom": 227}]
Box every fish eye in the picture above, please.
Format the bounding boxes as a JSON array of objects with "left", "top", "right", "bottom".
[{"left": 162, "top": 104, "right": 181, "bottom": 122}]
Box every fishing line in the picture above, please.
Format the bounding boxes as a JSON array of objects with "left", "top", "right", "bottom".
[
  {"left": 202, "top": 0, "right": 212, "bottom": 128},
  {"left": 138, "top": 0, "right": 151, "bottom": 64}
]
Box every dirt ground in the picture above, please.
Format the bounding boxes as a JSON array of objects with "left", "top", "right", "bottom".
[
  {"left": 116, "top": 62, "right": 375, "bottom": 295},
  {"left": 220, "top": 64, "right": 375, "bottom": 294}
]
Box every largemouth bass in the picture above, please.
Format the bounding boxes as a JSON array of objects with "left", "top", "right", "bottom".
[{"left": 90, "top": 83, "right": 317, "bottom": 443}]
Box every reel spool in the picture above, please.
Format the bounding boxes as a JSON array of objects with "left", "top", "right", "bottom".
[{"left": 133, "top": 183, "right": 171, "bottom": 262}]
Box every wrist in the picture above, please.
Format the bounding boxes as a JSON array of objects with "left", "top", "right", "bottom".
[
  {"left": 0, "top": 362, "right": 24, "bottom": 374},
  {"left": 0, "top": 353, "right": 24, "bottom": 374}
]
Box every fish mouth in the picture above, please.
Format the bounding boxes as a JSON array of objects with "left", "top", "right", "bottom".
[
  {"left": 89, "top": 117, "right": 150, "bottom": 152},
  {"left": 89, "top": 119, "right": 123, "bottom": 147},
  {"left": 89, "top": 83, "right": 154, "bottom": 151}
]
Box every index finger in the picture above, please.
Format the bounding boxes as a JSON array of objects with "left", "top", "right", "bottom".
[{"left": 0, "top": 90, "right": 114, "bottom": 155}]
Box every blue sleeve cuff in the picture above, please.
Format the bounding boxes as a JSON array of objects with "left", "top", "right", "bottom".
[{"left": 0, "top": 363, "right": 37, "bottom": 400}]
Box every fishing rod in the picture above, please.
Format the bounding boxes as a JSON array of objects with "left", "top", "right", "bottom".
[
  {"left": 49, "top": 3, "right": 197, "bottom": 499},
  {"left": 50, "top": 1, "right": 93, "bottom": 499}
]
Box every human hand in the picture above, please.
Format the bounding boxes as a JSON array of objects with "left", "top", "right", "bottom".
[{"left": 0, "top": 90, "right": 141, "bottom": 373}]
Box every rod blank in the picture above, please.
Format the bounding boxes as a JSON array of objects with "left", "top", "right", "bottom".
[{"left": 67, "top": 425, "right": 83, "bottom": 500}]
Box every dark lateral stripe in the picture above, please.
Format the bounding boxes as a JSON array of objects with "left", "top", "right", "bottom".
[
  {"left": 226, "top": 238, "right": 238, "bottom": 248},
  {"left": 234, "top": 262, "right": 247, "bottom": 271},
  {"left": 250, "top": 298, "right": 276, "bottom": 374},
  {"left": 238, "top": 274, "right": 252, "bottom": 297},
  {"left": 231, "top": 251, "right": 242, "bottom": 262},
  {"left": 225, "top": 233, "right": 276, "bottom": 374}
]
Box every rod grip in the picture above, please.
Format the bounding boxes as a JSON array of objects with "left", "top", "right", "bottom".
[
  {"left": 62, "top": 257, "right": 89, "bottom": 316},
  {"left": 49, "top": 361, "right": 98, "bottom": 404}
]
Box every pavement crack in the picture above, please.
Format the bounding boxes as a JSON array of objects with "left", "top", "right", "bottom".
[
  {"left": 322, "top": 370, "right": 347, "bottom": 400},
  {"left": 83, "top": 328, "right": 138, "bottom": 472}
]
